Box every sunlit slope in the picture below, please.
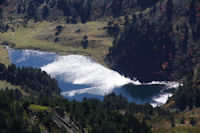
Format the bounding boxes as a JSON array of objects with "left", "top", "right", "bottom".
[
  {"left": 0, "top": 46, "right": 10, "bottom": 66},
  {"left": 0, "top": 20, "right": 113, "bottom": 66}
]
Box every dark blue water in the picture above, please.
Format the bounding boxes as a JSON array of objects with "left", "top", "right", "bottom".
[{"left": 8, "top": 48, "right": 174, "bottom": 106}]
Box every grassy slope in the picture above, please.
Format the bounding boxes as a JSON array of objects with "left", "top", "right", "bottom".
[
  {"left": 0, "top": 80, "right": 29, "bottom": 96},
  {"left": 0, "top": 45, "right": 10, "bottom": 66},
  {"left": 151, "top": 107, "right": 200, "bottom": 133},
  {"left": 0, "top": 20, "right": 113, "bottom": 66},
  {"left": 0, "top": 46, "right": 28, "bottom": 95},
  {"left": 0, "top": 46, "right": 29, "bottom": 96},
  {"left": 0, "top": 80, "right": 20, "bottom": 89}
]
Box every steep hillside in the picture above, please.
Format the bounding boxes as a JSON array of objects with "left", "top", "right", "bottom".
[
  {"left": 0, "top": 20, "right": 113, "bottom": 65},
  {"left": 0, "top": 62, "right": 152, "bottom": 133},
  {"left": 0, "top": 0, "right": 158, "bottom": 22},
  {"left": 106, "top": 0, "right": 200, "bottom": 81},
  {"left": 0, "top": 45, "right": 10, "bottom": 66},
  {"left": 0, "top": 0, "right": 165, "bottom": 66},
  {"left": 2, "top": 0, "right": 199, "bottom": 81},
  {"left": 1, "top": 0, "right": 200, "bottom": 133},
  {"left": 1, "top": 62, "right": 200, "bottom": 133}
]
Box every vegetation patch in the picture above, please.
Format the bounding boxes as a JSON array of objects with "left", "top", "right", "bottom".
[
  {"left": 0, "top": 45, "right": 10, "bottom": 66},
  {"left": 0, "top": 20, "right": 113, "bottom": 66},
  {"left": 29, "top": 104, "right": 51, "bottom": 112},
  {"left": 0, "top": 80, "right": 19, "bottom": 90}
]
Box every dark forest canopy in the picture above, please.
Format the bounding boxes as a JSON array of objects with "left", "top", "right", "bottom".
[
  {"left": 0, "top": 89, "right": 37, "bottom": 133},
  {"left": 0, "top": 88, "right": 154, "bottom": 133},
  {"left": 172, "top": 67, "right": 200, "bottom": 111},
  {"left": 0, "top": 0, "right": 162, "bottom": 24},
  {"left": 106, "top": 0, "right": 200, "bottom": 82},
  {"left": 106, "top": 20, "right": 176, "bottom": 81},
  {"left": 0, "top": 62, "right": 168, "bottom": 133},
  {"left": 0, "top": 63, "right": 60, "bottom": 97}
]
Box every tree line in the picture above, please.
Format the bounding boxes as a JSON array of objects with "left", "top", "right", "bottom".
[
  {"left": 0, "top": 89, "right": 41, "bottom": 133},
  {"left": 29, "top": 92, "right": 161, "bottom": 133},
  {"left": 10, "top": 0, "right": 163, "bottom": 24},
  {"left": 106, "top": 0, "right": 200, "bottom": 82},
  {"left": 173, "top": 67, "right": 200, "bottom": 111},
  {"left": 0, "top": 62, "right": 176, "bottom": 133},
  {"left": 0, "top": 63, "right": 60, "bottom": 97}
]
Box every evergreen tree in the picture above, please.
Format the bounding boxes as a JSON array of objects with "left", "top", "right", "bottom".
[
  {"left": 132, "top": 14, "right": 137, "bottom": 24},
  {"left": 170, "top": 114, "right": 175, "bottom": 127},
  {"left": 17, "top": 4, "right": 22, "bottom": 14},
  {"left": 111, "top": 0, "right": 122, "bottom": 17},
  {"left": 190, "top": 117, "right": 197, "bottom": 126},
  {"left": 71, "top": 14, "right": 77, "bottom": 24},
  {"left": 0, "top": 0, "right": 5, "bottom": 5},
  {"left": 137, "top": 0, "right": 159, "bottom": 9},
  {"left": 166, "top": 0, "right": 173, "bottom": 22},
  {"left": 26, "top": 1, "right": 37, "bottom": 20},
  {"left": 124, "top": 15, "right": 129, "bottom": 26},
  {"left": 81, "top": 35, "right": 88, "bottom": 49},
  {"left": 42, "top": 6, "right": 49, "bottom": 19},
  {"left": 0, "top": 8, "right": 2, "bottom": 18},
  {"left": 189, "top": 0, "right": 196, "bottom": 26},
  {"left": 180, "top": 117, "right": 185, "bottom": 124},
  {"left": 66, "top": 16, "right": 70, "bottom": 23}
]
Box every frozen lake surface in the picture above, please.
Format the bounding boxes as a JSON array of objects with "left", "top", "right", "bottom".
[{"left": 8, "top": 48, "right": 179, "bottom": 107}]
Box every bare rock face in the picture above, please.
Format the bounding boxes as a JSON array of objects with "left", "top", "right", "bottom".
[
  {"left": 52, "top": 109, "right": 81, "bottom": 133},
  {"left": 29, "top": 108, "right": 82, "bottom": 133}
]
